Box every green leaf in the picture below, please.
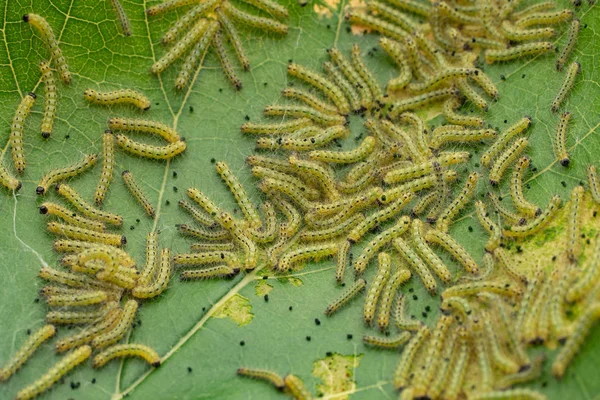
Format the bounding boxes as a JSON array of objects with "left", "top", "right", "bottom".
[{"left": 0, "top": 0, "right": 599, "bottom": 399}]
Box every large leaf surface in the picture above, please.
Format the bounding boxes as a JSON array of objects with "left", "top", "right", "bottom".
[{"left": 0, "top": 0, "right": 599, "bottom": 399}]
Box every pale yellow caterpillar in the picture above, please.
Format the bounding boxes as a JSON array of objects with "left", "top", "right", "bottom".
[
  {"left": 15, "top": 345, "right": 91, "bottom": 400},
  {"left": 287, "top": 63, "right": 350, "bottom": 114},
  {"left": 436, "top": 172, "right": 480, "bottom": 232},
  {"left": 37, "top": 153, "right": 98, "bottom": 195},
  {"left": 516, "top": 9, "right": 573, "bottom": 29},
  {"left": 93, "top": 343, "right": 160, "bottom": 368},
  {"left": 554, "top": 111, "right": 572, "bottom": 166},
  {"left": 380, "top": 120, "right": 426, "bottom": 163},
  {"left": 457, "top": 78, "right": 489, "bottom": 111},
  {"left": 394, "top": 295, "right": 422, "bottom": 331},
  {"left": 299, "top": 213, "right": 363, "bottom": 242},
  {"left": 115, "top": 134, "right": 186, "bottom": 160},
  {"left": 146, "top": 0, "right": 202, "bottom": 16},
  {"left": 263, "top": 104, "right": 347, "bottom": 126},
  {"left": 346, "top": 11, "right": 410, "bottom": 47},
  {"left": 393, "top": 237, "right": 436, "bottom": 294},
  {"left": 180, "top": 265, "right": 237, "bottom": 280},
  {"left": 377, "top": 266, "right": 412, "bottom": 331},
  {"left": 52, "top": 240, "right": 135, "bottom": 267},
  {"left": 288, "top": 155, "right": 339, "bottom": 201},
  {"left": 393, "top": 326, "right": 430, "bottom": 390},
  {"left": 86, "top": 89, "right": 150, "bottom": 110},
  {"left": 151, "top": 19, "right": 210, "bottom": 74},
  {"left": 10, "top": 92, "right": 36, "bottom": 174},
  {"left": 212, "top": 28, "right": 242, "bottom": 90},
  {"left": 0, "top": 161, "right": 21, "bottom": 191},
  {"left": 281, "top": 87, "right": 339, "bottom": 115},
  {"left": 308, "top": 136, "right": 375, "bottom": 164},
  {"left": 474, "top": 200, "right": 502, "bottom": 253},
  {"left": 241, "top": 118, "right": 313, "bottom": 135},
  {"left": 323, "top": 60, "right": 361, "bottom": 112},
  {"left": 221, "top": 1, "right": 288, "bottom": 35},
  {"left": 47, "top": 221, "right": 126, "bottom": 247},
  {"left": 398, "top": 112, "right": 431, "bottom": 158},
  {"left": 587, "top": 165, "right": 600, "bottom": 204},
  {"left": 383, "top": 151, "right": 469, "bottom": 185},
  {"left": 388, "top": 88, "right": 459, "bottom": 119},
  {"left": 283, "top": 375, "right": 312, "bottom": 400},
  {"left": 566, "top": 237, "right": 600, "bottom": 303},
  {"left": 237, "top": 367, "right": 285, "bottom": 391},
  {"left": 557, "top": 18, "right": 580, "bottom": 71},
  {"left": 501, "top": 21, "right": 555, "bottom": 42},
  {"left": 91, "top": 299, "right": 138, "bottom": 349},
  {"left": 328, "top": 48, "right": 371, "bottom": 109},
  {"left": 39, "top": 202, "right": 105, "bottom": 232},
  {"left": 442, "top": 281, "right": 523, "bottom": 298},
  {"left": 411, "top": 219, "right": 452, "bottom": 283},
  {"left": 173, "top": 251, "right": 239, "bottom": 269},
  {"left": 93, "top": 130, "right": 115, "bottom": 205},
  {"left": 39, "top": 60, "right": 57, "bottom": 138},
  {"left": 159, "top": 0, "right": 220, "bottom": 44},
  {"left": 279, "top": 242, "right": 339, "bottom": 272},
  {"left": 44, "top": 289, "right": 108, "bottom": 307},
  {"left": 23, "top": 14, "right": 71, "bottom": 83},
  {"left": 351, "top": 44, "right": 383, "bottom": 101},
  {"left": 481, "top": 116, "right": 531, "bottom": 168},
  {"left": 214, "top": 212, "right": 257, "bottom": 270},
  {"left": 485, "top": 42, "right": 556, "bottom": 64},
  {"left": 109, "top": 117, "right": 180, "bottom": 142},
  {"left": 363, "top": 252, "right": 391, "bottom": 326},
  {"left": 425, "top": 229, "right": 479, "bottom": 275},
  {"left": 324, "top": 278, "right": 366, "bottom": 316},
  {"left": 489, "top": 137, "right": 529, "bottom": 186},
  {"left": 0, "top": 325, "right": 55, "bottom": 382},
  {"left": 215, "top": 161, "right": 261, "bottom": 228},
  {"left": 379, "top": 37, "right": 412, "bottom": 91},
  {"left": 503, "top": 195, "right": 562, "bottom": 238},
  {"left": 363, "top": 332, "right": 411, "bottom": 349},
  {"left": 552, "top": 62, "right": 580, "bottom": 113},
  {"left": 46, "top": 301, "right": 118, "bottom": 325},
  {"left": 56, "top": 183, "right": 123, "bottom": 226},
  {"left": 122, "top": 170, "right": 156, "bottom": 218},
  {"left": 336, "top": 240, "right": 351, "bottom": 284},
  {"left": 379, "top": 170, "right": 458, "bottom": 205},
  {"left": 510, "top": 156, "right": 541, "bottom": 217},
  {"left": 109, "top": 0, "right": 132, "bottom": 36},
  {"left": 443, "top": 96, "right": 484, "bottom": 127},
  {"left": 175, "top": 20, "right": 220, "bottom": 90}
]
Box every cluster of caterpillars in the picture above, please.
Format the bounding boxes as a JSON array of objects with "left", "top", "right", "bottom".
[{"left": 1, "top": 1, "right": 598, "bottom": 400}]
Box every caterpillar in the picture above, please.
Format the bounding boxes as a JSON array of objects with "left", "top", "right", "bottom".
[
  {"left": 271, "top": 195, "right": 301, "bottom": 238},
  {"left": 39, "top": 202, "right": 105, "bottom": 232},
  {"left": 39, "top": 60, "right": 57, "bottom": 138},
  {"left": 388, "top": 87, "right": 460, "bottom": 118},
  {"left": 393, "top": 237, "right": 437, "bottom": 294},
  {"left": 379, "top": 38, "right": 412, "bottom": 91},
  {"left": 444, "top": 329, "right": 469, "bottom": 399},
  {"left": 136, "top": 232, "right": 158, "bottom": 288},
  {"left": 481, "top": 310, "right": 521, "bottom": 374},
  {"left": 86, "top": 88, "right": 151, "bottom": 110},
  {"left": 281, "top": 87, "right": 340, "bottom": 115},
  {"left": 175, "top": 20, "right": 220, "bottom": 90},
  {"left": 47, "top": 221, "right": 125, "bottom": 247},
  {"left": 348, "top": 193, "right": 413, "bottom": 243},
  {"left": 474, "top": 200, "right": 502, "bottom": 253},
  {"left": 109, "top": 117, "right": 180, "bottom": 142},
  {"left": 380, "top": 120, "right": 426, "bottom": 163},
  {"left": 566, "top": 237, "right": 600, "bottom": 303},
  {"left": 551, "top": 62, "right": 580, "bottom": 113},
  {"left": 495, "top": 354, "right": 545, "bottom": 389},
  {"left": 425, "top": 161, "right": 447, "bottom": 225},
  {"left": 394, "top": 295, "right": 422, "bottom": 331},
  {"left": 503, "top": 195, "right": 562, "bottom": 238},
  {"left": 91, "top": 299, "right": 138, "bottom": 349},
  {"left": 212, "top": 28, "right": 242, "bottom": 90},
  {"left": 442, "top": 281, "right": 523, "bottom": 299},
  {"left": 109, "top": 0, "right": 131, "bottom": 36},
  {"left": 121, "top": 170, "right": 155, "bottom": 217},
  {"left": 552, "top": 303, "right": 600, "bottom": 378},
  {"left": 328, "top": 48, "right": 371, "bottom": 109},
  {"left": 179, "top": 200, "right": 216, "bottom": 228},
  {"left": 263, "top": 105, "right": 347, "bottom": 126},
  {"left": 146, "top": 0, "right": 202, "bottom": 15},
  {"left": 0, "top": 325, "right": 56, "bottom": 382},
  {"left": 46, "top": 301, "right": 118, "bottom": 325},
  {"left": 115, "top": 134, "right": 186, "bottom": 160},
  {"left": 484, "top": 42, "right": 555, "bottom": 64},
  {"left": 93, "top": 344, "right": 160, "bottom": 368},
  {"left": 489, "top": 138, "right": 529, "bottom": 186},
  {"left": 300, "top": 213, "right": 363, "bottom": 242},
  {"left": 377, "top": 267, "right": 412, "bottom": 331},
  {"left": 287, "top": 63, "right": 350, "bottom": 114},
  {"left": 251, "top": 167, "right": 319, "bottom": 200},
  {"left": 37, "top": 153, "right": 98, "bottom": 195},
  {"left": 487, "top": 192, "right": 527, "bottom": 226},
  {"left": 443, "top": 96, "right": 485, "bottom": 127},
  {"left": 409, "top": 67, "right": 476, "bottom": 93},
  {"left": 554, "top": 111, "right": 573, "bottom": 166},
  {"left": 237, "top": 367, "right": 285, "bottom": 391},
  {"left": 566, "top": 185, "right": 584, "bottom": 262},
  {"left": 363, "top": 252, "right": 391, "bottom": 326},
  {"left": 429, "top": 127, "right": 496, "bottom": 149},
  {"left": 241, "top": 118, "right": 313, "bottom": 135},
  {"left": 383, "top": 151, "right": 470, "bottom": 184},
  {"left": 0, "top": 161, "right": 22, "bottom": 191},
  {"left": 323, "top": 61, "right": 361, "bottom": 112},
  {"left": 427, "top": 329, "right": 458, "bottom": 399},
  {"left": 425, "top": 229, "right": 479, "bottom": 275},
  {"left": 436, "top": 172, "right": 480, "bottom": 232},
  {"left": 516, "top": 9, "right": 574, "bottom": 29},
  {"left": 411, "top": 219, "right": 452, "bottom": 283},
  {"left": 367, "top": 1, "right": 422, "bottom": 32},
  {"left": 516, "top": 264, "right": 544, "bottom": 340},
  {"left": 56, "top": 183, "right": 123, "bottom": 225},
  {"left": 15, "top": 345, "right": 91, "bottom": 400},
  {"left": 215, "top": 212, "right": 258, "bottom": 270},
  {"left": 215, "top": 161, "right": 261, "bottom": 228},
  {"left": 335, "top": 240, "right": 351, "bottom": 284},
  {"left": 510, "top": 156, "right": 541, "bottom": 217},
  {"left": 587, "top": 165, "right": 600, "bottom": 204},
  {"left": 134, "top": 246, "right": 171, "bottom": 298},
  {"left": 411, "top": 191, "right": 437, "bottom": 217},
  {"left": 10, "top": 92, "right": 36, "bottom": 174},
  {"left": 247, "top": 201, "right": 278, "bottom": 243},
  {"left": 52, "top": 240, "right": 135, "bottom": 266},
  {"left": 173, "top": 251, "right": 239, "bottom": 269},
  {"left": 307, "top": 187, "right": 382, "bottom": 229},
  {"left": 288, "top": 155, "right": 339, "bottom": 201},
  {"left": 259, "top": 178, "right": 313, "bottom": 211},
  {"left": 457, "top": 79, "right": 489, "bottom": 111},
  {"left": 351, "top": 44, "right": 383, "bottom": 101},
  {"left": 186, "top": 187, "right": 223, "bottom": 217},
  {"left": 324, "top": 278, "right": 366, "bottom": 316},
  {"left": 557, "top": 18, "right": 580, "bottom": 71},
  {"left": 393, "top": 326, "right": 430, "bottom": 390},
  {"left": 279, "top": 242, "right": 339, "bottom": 272},
  {"left": 159, "top": 0, "right": 220, "bottom": 44},
  {"left": 221, "top": 2, "right": 288, "bottom": 35},
  {"left": 398, "top": 112, "right": 431, "bottom": 158},
  {"left": 39, "top": 266, "right": 115, "bottom": 291},
  {"left": 151, "top": 19, "right": 210, "bottom": 74},
  {"left": 308, "top": 136, "right": 375, "bottom": 164},
  {"left": 379, "top": 170, "right": 458, "bottom": 205},
  {"left": 440, "top": 296, "right": 472, "bottom": 322},
  {"left": 93, "top": 130, "right": 115, "bottom": 205},
  {"left": 470, "top": 389, "right": 547, "bottom": 400},
  {"left": 500, "top": 21, "right": 555, "bottom": 42},
  {"left": 363, "top": 332, "right": 411, "bottom": 349},
  {"left": 481, "top": 116, "right": 531, "bottom": 168},
  {"left": 44, "top": 290, "right": 108, "bottom": 307},
  {"left": 412, "top": 315, "right": 454, "bottom": 397},
  {"left": 283, "top": 375, "right": 312, "bottom": 400},
  {"left": 180, "top": 265, "right": 237, "bottom": 280},
  {"left": 346, "top": 11, "right": 409, "bottom": 48},
  {"left": 23, "top": 14, "right": 71, "bottom": 83}
]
